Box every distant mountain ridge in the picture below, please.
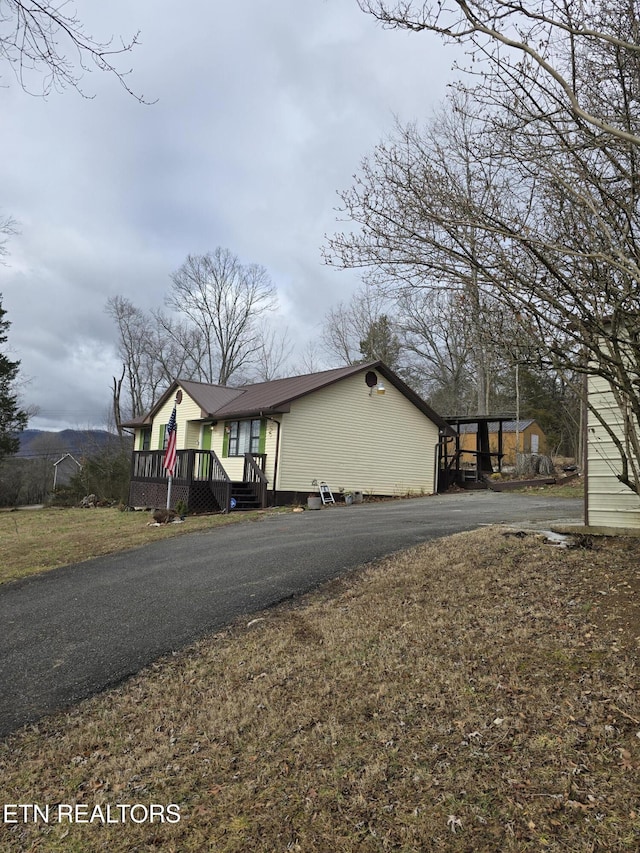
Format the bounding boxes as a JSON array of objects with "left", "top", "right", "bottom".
[{"left": 17, "top": 429, "right": 127, "bottom": 459}]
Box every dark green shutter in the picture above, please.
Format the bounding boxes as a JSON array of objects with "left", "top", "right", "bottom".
[{"left": 259, "top": 419, "right": 266, "bottom": 454}]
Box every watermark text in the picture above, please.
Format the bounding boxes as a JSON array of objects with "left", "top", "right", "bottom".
[{"left": 3, "top": 803, "right": 181, "bottom": 825}]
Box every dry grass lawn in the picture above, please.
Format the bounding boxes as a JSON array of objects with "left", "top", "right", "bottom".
[
  {"left": 0, "top": 507, "right": 272, "bottom": 585},
  {"left": 518, "top": 481, "right": 584, "bottom": 499},
  {"left": 1, "top": 525, "right": 639, "bottom": 851}
]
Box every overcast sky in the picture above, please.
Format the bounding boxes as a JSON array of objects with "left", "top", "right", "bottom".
[{"left": 1, "top": 1, "right": 461, "bottom": 431}]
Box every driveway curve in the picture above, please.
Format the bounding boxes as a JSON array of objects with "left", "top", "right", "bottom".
[{"left": 0, "top": 491, "right": 582, "bottom": 737}]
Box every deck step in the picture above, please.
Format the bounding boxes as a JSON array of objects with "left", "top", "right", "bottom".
[{"left": 230, "top": 482, "right": 261, "bottom": 511}]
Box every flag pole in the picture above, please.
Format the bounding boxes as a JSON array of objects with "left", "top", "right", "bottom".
[{"left": 163, "top": 389, "right": 181, "bottom": 511}]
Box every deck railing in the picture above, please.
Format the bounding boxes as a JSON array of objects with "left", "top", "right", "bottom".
[
  {"left": 130, "top": 450, "right": 232, "bottom": 512},
  {"left": 438, "top": 443, "right": 505, "bottom": 489},
  {"left": 243, "top": 453, "right": 269, "bottom": 508},
  {"left": 208, "top": 450, "right": 232, "bottom": 513},
  {"left": 131, "top": 450, "right": 193, "bottom": 482}
]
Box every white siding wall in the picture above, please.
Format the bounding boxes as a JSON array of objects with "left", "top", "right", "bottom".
[
  {"left": 587, "top": 375, "right": 640, "bottom": 529},
  {"left": 277, "top": 373, "right": 440, "bottom": 495}
]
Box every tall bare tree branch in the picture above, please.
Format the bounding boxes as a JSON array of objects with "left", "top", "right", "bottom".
[
  {"left": 168, "top": 248, "right": 278, "bottom": 386},
  {"left": 0, "top": 0, "right": 150, "bottom": 100},
  {"left": 328, "top": 0, "right": 640, "bottom": 491}
]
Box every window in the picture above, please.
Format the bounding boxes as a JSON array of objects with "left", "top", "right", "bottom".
[
  {"left": 227, "top": 419, "right": 262, "bottom": 456},
  {"left": 163, "top": 423, "right": 172, "bottom": 449},
  {"left": 158, "top": 424, "right": 170, "bottom": 450},
  {"left": 158, "top": 422, "right": 177, "bottom": 450},
  {"left": 140, "top": 428, "right": 151, "bottom": 451}
]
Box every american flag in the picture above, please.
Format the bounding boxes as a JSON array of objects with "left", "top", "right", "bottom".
[{"left": 163, "top": 404, "right": 178, "bottom": 477}]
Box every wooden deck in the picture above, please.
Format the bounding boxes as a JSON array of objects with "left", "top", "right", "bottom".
[{"left": 129, "top": 450, "right": 268, "bottom": 512}]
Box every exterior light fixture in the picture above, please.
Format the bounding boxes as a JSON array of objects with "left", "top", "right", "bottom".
[{"left": 365, "top": 370, "right": 385, "bottom": 396}]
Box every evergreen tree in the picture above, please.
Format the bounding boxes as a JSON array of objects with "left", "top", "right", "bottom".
[
  {"left": 0, "top": 296, "right": 28, "bottom": 465},
  {"left": 358, "top": 315, "right": 402, "bottom": 369}
]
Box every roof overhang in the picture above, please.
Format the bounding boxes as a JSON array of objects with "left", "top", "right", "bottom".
[{"left": 445, "top": 414, "right": 517, "bottom": 425}]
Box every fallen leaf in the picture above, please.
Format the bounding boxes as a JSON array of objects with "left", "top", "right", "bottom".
[{"left": 447, "top": 814, "right": 463, "bottom": 833}]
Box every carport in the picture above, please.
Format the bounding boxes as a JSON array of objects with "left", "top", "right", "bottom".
[{"left": 440, "top": 415, "right": 515, "bottom": 489}]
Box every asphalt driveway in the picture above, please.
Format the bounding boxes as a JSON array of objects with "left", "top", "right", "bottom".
[{"left": 0, "top": 491, "right": 582, "bottom": 737}]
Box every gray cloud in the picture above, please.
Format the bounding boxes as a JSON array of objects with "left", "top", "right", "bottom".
[{"left": 0, "top": 0, "right": 461, "bottom": 430}]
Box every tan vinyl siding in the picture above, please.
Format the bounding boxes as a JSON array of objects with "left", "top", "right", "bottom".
[
  {"left": 277, "top": 373, "right": 439, "bottom": 495},
  {"left": 208, "top": 418, "right": 278, "bottom": 485},
  {"left": 587, "top": 374, "right": 640, "bottom": 529},
  {"left": 150, "top": 391, "right": 203, "bottom": 451},
  {"left": 262, "top": 418, "right": 279, "bottom": 486},
  {"left": 143, "top": 374, "right": 439, "bottom": 496},
  {"left": 185, "top": 421, "right": 202, "bottom": 449}
]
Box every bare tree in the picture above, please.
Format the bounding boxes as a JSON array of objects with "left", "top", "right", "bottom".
[
  {"left": 324, "top": 102, "right": 513, "bottom": 412},
  {"left": 293, "top": 340, "right": 326, "bottom": 376},
  {"left": 168, "top": 248, "right": 278, "bottom": 385},
  {"left": 149, "top": 309, "right": 207, "bottom": 387},
  {"left": 108, "top": 251, "right": 289, "bottom": 422},
  {"left": 321, "top": 286, "right": 401, "bottom": 366},
  {"left": 358, "top": 0, "right": 640, "bottom": 146},
  {"left": 106, "top": 296, "right": 150, "bottom": 420},
  {"left": 0, "top": 214, "right": 16, "bottom": 264},
  {"left": 251, "top": 320, "right": 294, "bottom": 382},
  {"left": 322, "top": 301, "right": 359, "bottom": 366},
  {"left": 111, "top": 365, "right": 125, "bottom": 437},
  {"left": 331, "top": 0, "right": 640, "bottom": 494},
  {"left": 396, "top": 289, "right": 476, "bottom": 413},
  {"left": 25, "top": 431, "right": 65, "bottom": 500},
  {"left": 106, "top": 296, "right": 199, "bottom": 426},
  {"left": 0, "top": 0, "right": 148, "bottom": 100}
]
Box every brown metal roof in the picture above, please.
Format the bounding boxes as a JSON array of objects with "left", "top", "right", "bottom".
[
  {"left": 126, "top": 362, "right": 453, "bottom": 432},
  {"left": 215, "top": 362, "right": 452, "bottom": 432},
  {"left": 178, "top": 380, "right": 245, "bottom": 416},
  {"left": 120, "top": 379, "right": 244, "bottom": 427},
  {"left": 120, "top": 414, "right": 149, "bottom": 429},
  {"left": 214, "top": 363, "right": 378, "bottom": 418}
]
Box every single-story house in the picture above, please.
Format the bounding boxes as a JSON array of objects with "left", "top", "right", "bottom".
[
  {"left": 454, "top": 418, "right": 547, "bottom": 466},
  {"left": 586, "top": 372, "right": 640, "bottom": 530},
  {"left": 123, "top": 361, "right": 453, "bottom": 512}
]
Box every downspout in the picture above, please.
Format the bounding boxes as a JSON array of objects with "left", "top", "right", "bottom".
[{"left": 261, "top": 413, "right": 281, "bottom": 506}]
